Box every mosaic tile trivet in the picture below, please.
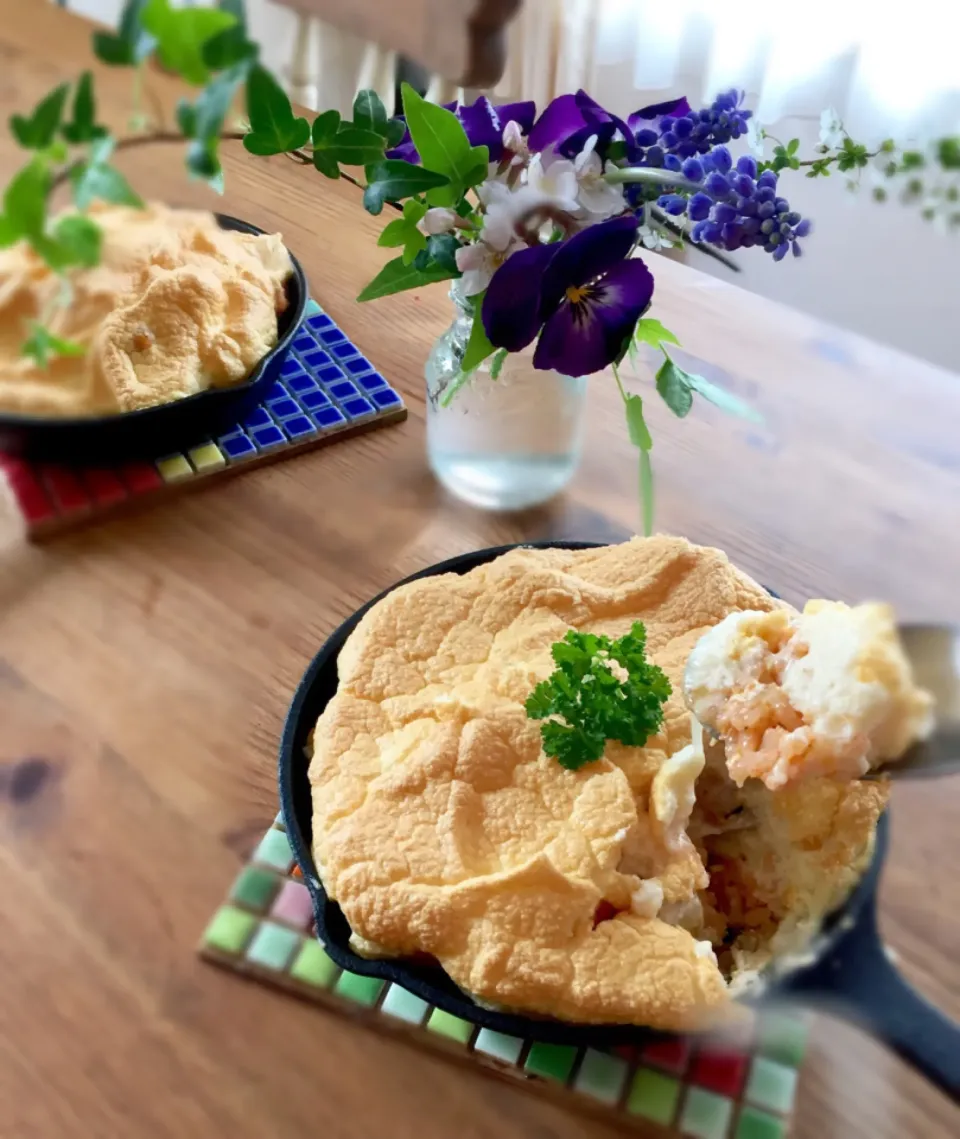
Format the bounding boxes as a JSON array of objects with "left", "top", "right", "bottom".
[
  {"left": 0, "top": 300, "right": 406, "bottom": 540},
  {"left": 199, "top": 816, "right": 808, "bottom": 1139}
]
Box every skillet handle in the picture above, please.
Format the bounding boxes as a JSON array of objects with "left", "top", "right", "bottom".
[{"left": 786, "top": 896, "right": 960, "bottom": 1100}]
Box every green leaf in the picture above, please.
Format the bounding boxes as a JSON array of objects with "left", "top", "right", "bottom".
[
  {"left": 242, "top": 64, "right": 310, "bottom": 155},
  {"left": 361, "top": 158, "right": 450, "bottom": 214},
  {"left": 61, "top": 73, "right": 107, "bottom": 145},
  {"left": 10, "top": 83, "right": 69, "bottom": 150},
  {"left": 353, "top": 89, "right": 388, "bottom": 137},
  {"left": 624, "top": 393, "right": 652, "bottom": 451},
  {"left": 186, "top": 139, "right": 220, "bottom": 179},
  {"left": 357, "top": 254, "right": 458, "bottom": 302},
  {"left": 218, "top": 0, "right": 247, "bottom": 28},
  {"left": 176, "top": 98, "right": 197, "bottom": 137},
  {"left": 937, "top": 137, "right": 960, "bottom": 171},
  {"left": 489, "top": 348, "right": 508, "bottom": 380},
  {"left": 50, "top": 214, "right": 102, "bottom": 268},
  {"left": 92, "top": 0, "right": 155, "bottom": 66},
  {"left": 21, "top": 323, "right": 86, "bottom": 369},
  {"left": 633, "top": 317, "right": 681, "bottom": 352},
  {"left": 330, "top": 126, "right": 386, "bottom": 168},
  {"left": 70, "top": 159, "right": 143, "bottom": 210},
  {"left": 3, "top": 160, "right": 50, "bottom": 241},
  {"left": 310, "top": 110, "right": 342, "bottom": 177},
  {"left": 0, "top": 215, "right": 19, "bottom": 248},
  {"left": 655, "top": 357, "right": 694, "bottom": 418},
  {"left": 639, "top": 446, "right": 654, "bottom": 537},
  {"left": 312, "top": 109, "right": 341, "bottom": 145},
  {"left": 683, "top": 372, "right": 762, "bottom": 423},
  {"left": 142, "top": 0, "right": 236, "bottom": 85},
  {"left": 377, "top": 219, "right": 409, "bottom": 248},
  {"left": 400, "top": 228, "right": 427, "bottom": 266},
  {"left": 202, "top": 25, "right": 258, "bottom": 71},
  {"left": 401, "top": 82, "right": 477, "bottom": 207},
  {"left": 787, "top": 138, "right": 800, "bottom": 156},
  {"left": 385, "top": 118, "right": 407, "bottom": 148},
  {"left": 460, "top": 298, "right": 495, "bottom": 372},
  {"left": 423, "top": 233, "right": 459, "bottom": 273}
]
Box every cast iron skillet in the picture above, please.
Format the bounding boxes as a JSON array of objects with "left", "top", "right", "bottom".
[
  {"left": 0, "top": 213, "right": 307, "bottom": 462},
  {"left": 279, "top": 541, "right": 960, "bottom": 1100}
]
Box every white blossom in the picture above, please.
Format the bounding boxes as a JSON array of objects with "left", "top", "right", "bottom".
[
  {"left": 454, "top": 237, "right": 524, "bottom": 296},
  {"left": 524, "top": 151, "right": 580, "bottom": 208},
  {"left": 819, "top": 108, "right": 845, "bottom": 150},
  {"left": 502, "top": 120, "right": 529, "bottom": 166},
  {"left": 572, "top": 136, "right": 627, "bottom": 220},
  {"left": 418, "top": 207, "right": 457, "bottom": 235},
  {"left": 637, "top": 223, "right": 674, "bottom": 251},
  {"left": 746, "top": 118, "right": 766, "bottom": 158}
]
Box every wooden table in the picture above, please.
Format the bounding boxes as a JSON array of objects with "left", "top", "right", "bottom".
[{"left": 1, "top": 5, "right": 957, "bottom": 1137}]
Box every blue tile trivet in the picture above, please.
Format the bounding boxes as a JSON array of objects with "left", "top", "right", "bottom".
[{"left": 8, "top": 297, "right": 407, "bottom": 539}]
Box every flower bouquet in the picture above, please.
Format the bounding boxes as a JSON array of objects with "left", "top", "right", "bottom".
[{"left": 3, "top": 0, "right": 957, "bottom": 523}]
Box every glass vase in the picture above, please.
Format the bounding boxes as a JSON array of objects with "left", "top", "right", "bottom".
[{"left": 425, "top": 285, "right": 587, "bottom": 511}]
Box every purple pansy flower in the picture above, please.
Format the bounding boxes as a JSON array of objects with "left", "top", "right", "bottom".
[
  {"left": 627, "top": 96, "right": 692, "bottom": 131},
  {"left": 482, "top": 215, "right": 654, "bottom": 377},
  {"left": 386, "top": 96, "right": 537, "bottom": 164},
  {"left": 528, "top": 90, "right": 640, "bottom": 162}
]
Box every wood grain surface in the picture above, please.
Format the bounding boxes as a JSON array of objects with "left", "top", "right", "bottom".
[{"left": 0, "top": 5, "right": 957, "bottom": 1137}]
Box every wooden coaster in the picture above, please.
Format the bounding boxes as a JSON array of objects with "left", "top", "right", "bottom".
[
  {"left": 0, "top": 300, "right": 406, "bottom": 540},
  {"left": 199, "top": 815, "right": 808, "bottom": 1139}
]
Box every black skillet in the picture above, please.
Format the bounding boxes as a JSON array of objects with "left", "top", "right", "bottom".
[
  {"left": 0, "top": 213, "right": 307, "bottom": 462},
  {"left": 278, "top": 541, "right": 960, "bottom": 1100}
]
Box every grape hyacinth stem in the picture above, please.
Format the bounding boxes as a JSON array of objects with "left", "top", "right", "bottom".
[{"left": 604, "top": 167, "right": 701, "bottom": 192}]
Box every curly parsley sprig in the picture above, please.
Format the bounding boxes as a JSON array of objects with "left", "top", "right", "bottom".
[{"left": 525, "top": 622, "right": 672, "bottom": 771}]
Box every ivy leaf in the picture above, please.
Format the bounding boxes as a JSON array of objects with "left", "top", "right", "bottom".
[
  {"left": 353, "top": 89, "right": 387, "bottom": 137},
  {"left": 357, "top": 254, "right": 458, "bottom": 302},
  {"left": 624, "top": 393, "right": 653, "bottom": 450},
  {"left": 3, "top": 159, "right": 50, "bottom": 242},
  {"left": 61, "top": 73, "right": 107, "bottom": 145},
  {"left": 310, "top": 110, "right": 341, "bottom": 177},
  {"left": 0, "top": 215, "right": 19, "bottom": 248},
  {"left": 49, "top": 214, "right": 102, "bottom": 268},
  {"left": 242, "top": 64, "right": 310, "bottom": 155},
  {"left": 179, "top": 62, "right": 247, "bottom": 185},
  {"left": 376, "top": 200, "right": 427, "bottom": 264},
  {"left": 400, "top": 82, "right": 481, "bottom": 207},
  {"left": 489, "top": 348, "right": 508, "bottom": 380},
  {"left": 423, "top": 233, "right": 459, "bottom": 273},
  {"left": 377, "top": 218, "right": 409, "bottom": 248},
  {"left": 622, "top": 394, "right": 655, "bottom": 536},
  {"left": 400, "top": 228, "right": 427, "bottom": 266},
  {"left": 633, "top": 317, "right": 681, "bottom": 352},
  {"left": 639, "top": 446, "right": 654, "bottom": 537},
  {"left": 92, "top": 0, "right": 155, "bottom": 67},
  {"left": 682, "top": 372, "right": 762, "bottom": 423},
  {"left": 218, "top": 0, "right": 247, "bottom": 27},
  {"left": 202, "top": 25, "right": 258, "bottom": 71},
  {"left": 385, "top": 118, "right": 407, "bottom": 148},
  {"left": 460, "top": 299, "right": 496, "bottom": 372},
  {"left": 10, "top": 84, "right": 69, "bottom": 150},
  {"left": 655, "top": 357, "right": 694, "bottom": 418},
  {"left": 176, "top": 99, "right": 197, "bottom": 137},
  {"left": 330, "top": 126, "right": 386, "bottom": 168},
  {"left": 70, "top": 140, "right": 143, "bottom": 210},
  {"left": 21, "top": 323, "right": 86, "bottom": 369},
  {"left": 142, "top": 0, "right": 237, "bottom": 86},
  {"left": 361, "top": 158, "right": 450, "bottom": 215}
]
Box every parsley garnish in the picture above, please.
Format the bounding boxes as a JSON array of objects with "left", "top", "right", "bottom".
[{"left": 524, "top": 621, "right": 672, "bottom": 771}]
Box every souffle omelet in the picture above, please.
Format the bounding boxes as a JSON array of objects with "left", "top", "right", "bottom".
[
  {"left": 308, "top": 538, "right": 896, "bottom": 1032},
  {"left": 0, "top": 202, "right": 292, "bottom": 417},
  {"left": 685, "top": 602, "right": 933, "bottom": 789}
]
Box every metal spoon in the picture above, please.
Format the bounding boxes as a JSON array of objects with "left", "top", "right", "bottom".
[
  {"left": 876, "top": 624, "right": 960, "bottom": 780},
  {"left": 685, "top": 624, "right": 960, "bottom": 782}
]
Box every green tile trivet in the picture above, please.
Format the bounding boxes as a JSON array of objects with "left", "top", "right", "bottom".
[{"left": 199, "top": 817, "right": 810, "bottom": 1137}]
